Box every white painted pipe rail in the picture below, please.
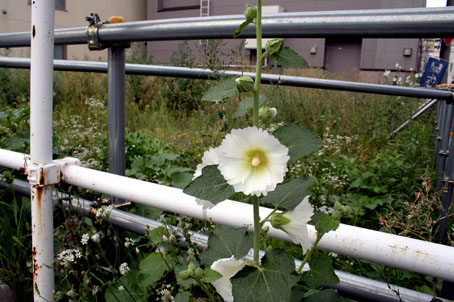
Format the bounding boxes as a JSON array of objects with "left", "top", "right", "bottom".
[
  {"left": 1, "top": 148, "right": 454, "bottom": 282},
  {"left": 29, "top": 0, "right": 55, "bottom": 301}
]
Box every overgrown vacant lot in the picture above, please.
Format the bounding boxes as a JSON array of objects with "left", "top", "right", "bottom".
[{"left": 0, "top": 57, "right": 450, "bottom": 301}]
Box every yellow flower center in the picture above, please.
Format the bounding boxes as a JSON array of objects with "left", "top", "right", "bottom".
[{"left": 246, "top": 149, "right": 267, "bottom": 170}]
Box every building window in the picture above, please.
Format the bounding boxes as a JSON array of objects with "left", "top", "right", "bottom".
[
  {"left": 157, "top": 0, "right": 199, "bottom": 12},
  {"left": 27, "top": 0, "right": 66, "bottom": 11},
  {"left": 54, "top": 45, "right": 67, "bottom": 60}
]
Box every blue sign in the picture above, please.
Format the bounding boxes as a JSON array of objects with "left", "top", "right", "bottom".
[{"left": 420, "top": 57, "right": 448, "bottom": 88}]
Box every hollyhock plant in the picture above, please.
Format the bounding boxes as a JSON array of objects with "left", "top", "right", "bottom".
[{"left": 217, "top": 126, "right": 289, "bottom": 196}]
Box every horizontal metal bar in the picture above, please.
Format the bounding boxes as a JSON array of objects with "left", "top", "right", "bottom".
[
  {"left": 1, "top": 148, "right": 454, "bottom": 282},
  {"left": 0, "top": 7, "right": 453, "bottom": 47},
  {"left": 1, "top": 56, "right": 452, "bottom": 100},
  {"left": 0, "top": 176, "right": 446, "bottom": 302}
]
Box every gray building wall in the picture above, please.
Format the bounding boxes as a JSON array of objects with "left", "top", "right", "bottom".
[{"left": 147, "top": 0, "right": 425, "bottom": 76}]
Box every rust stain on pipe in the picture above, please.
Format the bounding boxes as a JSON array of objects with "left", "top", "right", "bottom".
[{"left": 32, "top": 246, "right": 38, "bottom": 287}]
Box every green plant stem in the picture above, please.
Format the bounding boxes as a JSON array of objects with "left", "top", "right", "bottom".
[
  {"left": 297, "top": 233, "right": 322, "bottom": 274},
  {"left": 196, "top": 279, "right": 216, "bottom": 302},
  {"left": 253, "top": 0, "right": 263, "bottom": 128},
  {"left": 253, "top": 196, "right": 261, "bottom": 264},
  {"left": 259, "top": 208, "right": 279, "bottom": 228}
]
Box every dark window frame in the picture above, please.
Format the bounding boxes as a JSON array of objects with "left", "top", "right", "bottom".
[{"left": 157, "top": 0, "right": 200, "bottom": 12}]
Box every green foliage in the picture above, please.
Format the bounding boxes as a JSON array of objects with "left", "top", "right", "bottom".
[
  {"left": 0, "top": 187, "right": 32, "bottom": 302},
  {"left": 234, "top": 4, "right": 257, "bottom": 38},
  {"left": 0, "top": 107, "right": 30, "bottom": 152},
  {"left": 301, "top": 252, "right": 340, "bottom": 289},
  {"left": 276, "top": 47, "right": 309, "bottom": 69},
  {"left": 201, "top": 76, "right": 239, "bottom": 103},
  {"left": 200, "top": 225, "right": 253, "bottom": 265},
  {"left": 315, "top": 214, "right": 340, "bottom": 237},
  {"left": 0, "top": 68, "right": 29, "bottom": 107},
  {"left": 273, "top": 124, "right": 323, "bottom": 163},
  {"left": 231, "top": 249, "right": 300, "bottom": 302},
  {"left": 183, "top": 165, "right": 235, "bottom": 205},
  {"left": 235, "top": 95, "right": 266, "bottom": 118},
  {"left": 139, "top": 253, "right": 174, "bottom": 288},
  {"left": 261, "top": 176, "right": 312, "bottom": 210}
]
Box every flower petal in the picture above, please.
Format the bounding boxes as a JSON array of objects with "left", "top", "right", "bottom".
[{"left": 211, "top": 256, "right": 246, "bottom": 302}]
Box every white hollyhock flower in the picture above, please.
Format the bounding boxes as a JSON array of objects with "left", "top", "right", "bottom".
[
  {"left": 210, "top": 256, "right": 246, "bottom": 302},
  {"left": 193, "top": 147, "right": 220, "bottom": 179},
  {"left": 271, "top": 196, "right": 314, "bottom": 254},
  {"left": 217, "top": 127, "right": 289, "bottom": 196}
]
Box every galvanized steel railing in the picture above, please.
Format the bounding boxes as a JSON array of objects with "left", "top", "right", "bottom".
[{"left": 1, "top": 5, "right": 454, "bottom": 302}]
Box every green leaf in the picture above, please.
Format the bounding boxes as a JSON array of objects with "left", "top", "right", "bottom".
[
  {"left": 260, "top": 176, "right": 312, "bottom": 210},
  {"left": 302, "top": 289, "right": 347, "bottom": 302},
  {"left": 174, "top": 292, "right": 191, "bottom": 302},
  {"left": 301, "top": 252, "right": 339, "bottom": 290},
  {"left": 146, "top": 226, "right": 165, "bottom": 244},
  {"left": 105, "top": 271, "right": 146, "bottom": 302},
  {"left": 276, "top": 46, "right": 309, "bottom": 69},
  {"left": 200, "top": 267, "right": 222, "bottom": 283},
  {"left": 202, "top": 77, "right": 239, "bottom": 102},
  {"left": 200, "top": 225, "right": 253, "bottom": 265},
  {"left": 231, "top": 249, "right": 300, "bottom": 302},
  {"left": 150, "top": 153, "right": 179, "bottom": 166},
  {"left": 171, "top": 172, "right": 193, "bottom": 189},
  {"left": 139, "top": 252, "right": 174, "bottom": 288},
  {"left": 272, "top": 124, "right": 322, "bottom": 163},
  {"left": 315, "top": 214, "right": 339, "bottom": 237},
  {"left": 183, "top": 165, "right": 235, "bottom": 205},
  {"left": 234, "top": 20, "right": 251, "bottom": 38},
  {"left": 235, "top": 95, "right": 266, "bottom": 117}
]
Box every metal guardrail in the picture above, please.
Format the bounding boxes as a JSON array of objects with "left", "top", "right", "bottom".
[
  {"left": 0, "top": 7, "right": 453, "bottom": 47},
  {"left": 1, "top": 56, "right": 453, "bottom": 100}
]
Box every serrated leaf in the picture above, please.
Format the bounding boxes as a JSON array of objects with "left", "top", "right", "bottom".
[
  {"left": 301, "top": 252, "right": 339, "bottom": 290},
  {"left": 277, "top": 46, "right": 309, "bottom": 69},
  {"left": 260, "top": 176, "right": 312, "bottom": 210},
  {"left": 105, "top": 271, "right": 146, "bottom": 302},
  {"left": 202, "top": 77, "right": 239, "bottom": 102},
  {"left": 272, "top": 124, "right": 322, "bottom": 163},
  {"left": 139, "top": 253, "right": 174, "bottom": 288},
  {"left": 235, "top": 95, "right": 266, "bottom": 117},
  {"left": 200, "top": 267, "right": 222, "bottom": 283},
  {"left": 200, "top": 226, "right": 253, "bottom": 265},
  {"left": 183, "top": 165, "right": 235, "bottom": 205},
  {"left": 315, "top": 214, "right": 339, "bottom": 236},
  {"left": 231, "top": 249, "right": 300, "bottom": 302}
]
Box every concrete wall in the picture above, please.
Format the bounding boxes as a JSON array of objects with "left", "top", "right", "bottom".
[
  {"left": 0, "top": 0, "right": 147, "bottom": 61},
  {"left": 147, "top": 0, "right": 425, "bottom": 75}
]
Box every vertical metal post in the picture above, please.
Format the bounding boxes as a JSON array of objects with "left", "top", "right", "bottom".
[
  {"left": 30, "top": 0, "right": 55, "bottom": 301},
  {"left": 436, "top": 101, "right": 454, "bottom": 188},
  {"left": 108, "top": 47, "right": 126, "bottom": 204}
]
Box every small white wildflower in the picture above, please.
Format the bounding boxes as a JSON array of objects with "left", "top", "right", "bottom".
[
  {"left": 91, "top": 233, "right": 101, "bottom": 243},
  {"left": 118, "top": 286, "right": 125, "bottom": 291},
  {"left": 81, "top": 233, "right": 89, "bottom": 245},
  {"left": 57, "top": 249, "right": 82, "bottom": 266},
  {"left": 119, "top": 262, "right": 130, "bottom": 275}
]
